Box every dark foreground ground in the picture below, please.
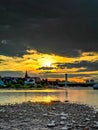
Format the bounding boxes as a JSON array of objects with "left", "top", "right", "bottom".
[{"left": 0, "top": 101, "right": 98, "bottom": 130}]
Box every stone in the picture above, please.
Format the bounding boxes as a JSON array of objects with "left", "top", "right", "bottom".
[
  {"left": 60, "top": 121, "right": 65, "bottom": 125},
  {"left": 61, "top": 116, "right": 67, "bottom": 120},
  {"left": 52, "top": 107, "right": 56, "bottom": 110},
  {"left": 92, "top": 125, "right": 98, "bottom": 128},
  {"left": 84, "top": 118, "right": 90, "bottom": 121},
  {"left": 47, "top": 121, "right": 56, "bottom": 127},
  {"left": 43, "top": 113, "right": 48, "bottom": 116},
  {"left": 61, "top": 126, "right": 68, "bottom": 130},
  {"left": 0, "top": 109, "right": 6, "bottom": 112},
  {"left": 19, "top": 113, "right": 23, "bottom": 116},
  {"left": 72, "top": 120, "right": 76, "bottom": 123},
  {"left": 60, "top": 112, "right": 68, "bottom": 116},
  {"left": 67, "top": 123, "right": 73, "bottom": 127},
  {"left": 33, "top": 115, "right": 36, "bottom": 118},
  {"left": 92, "top": 121, "right": 98, "bottom": 128}
]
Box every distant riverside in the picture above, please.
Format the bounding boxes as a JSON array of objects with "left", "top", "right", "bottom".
[{"left": 0, "top": 72, "right": 97, "bottom": 89}]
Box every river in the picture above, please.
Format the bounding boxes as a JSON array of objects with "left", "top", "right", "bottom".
[{"left": 0, "top": 87, "right": 98, "bottom": 108}]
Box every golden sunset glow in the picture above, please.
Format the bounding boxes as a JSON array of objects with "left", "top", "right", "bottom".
[
  {"left": 31, "top": 95, "right": 58, "bottom": 103},
  {"left": 43, "top": 61, "right": 51, "bottom": 67},
  {"left": 0, "top": 49, "right": 98, "bottom": 82},
  {"left": 40, "top": 57, "right": 53, "bottom": 67}
]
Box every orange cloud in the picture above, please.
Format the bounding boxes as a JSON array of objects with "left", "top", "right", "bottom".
[{"left": 0, "top": 49, "right": 98, "bottom": 82}]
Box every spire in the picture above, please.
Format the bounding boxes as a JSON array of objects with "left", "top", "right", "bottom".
[{"left": 25, "top": 70, "right": 29, "bottom": 78}]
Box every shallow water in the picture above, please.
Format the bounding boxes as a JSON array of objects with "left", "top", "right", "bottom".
[{"left": 0, "top": 87, "right": 98, "bottom": 108}]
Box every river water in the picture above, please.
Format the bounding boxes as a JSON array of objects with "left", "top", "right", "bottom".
[{"left": 0, "top": 87, "right": 98, "bottom": 108}]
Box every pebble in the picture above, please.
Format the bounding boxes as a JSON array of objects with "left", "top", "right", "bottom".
[
  {"left": 92, "top": 122, "right": 98, "bottom": 128},
  {"left": 12, "top": 128, "right": 20, "bottom": 130},
  {"left": 60, "top": 121, "right": 65, "bottom": 125},
  {"left": 76, "top": 124, "right": 85, "bottom": 127},
  {"left": 34, "top": 128, "right": 49, "bottom": 130},
  {"left": 61, "top": 126, "right": 68, "bottom": 130},
  {"left": 84, "top": 118, "right": 90, "bottom": 121},
  {"left": 72, "top": 120, "right": 76, "bottom": 123},
  {"left": 61, "top": 116, "right": 67, "bottom": 120},
  {"left": 33, "top": 115, "right": 36, "bottom": 118},
  {"left": 92, "top": 125, "right": 98, "bottom": 128},
  {"left": 60, "top": 112, "right": 68, "bottom": 116},
  {"left": 67, "top": 123, "right": 73, "bottom": 127},
  {"left": 47, "top": 120, "right": 56, "bottom": 127},
  {"left": 94, "top": 121, "right": 98, "bottom": 125},
  {"left": 52, "top": 107, "right": 56, "bottom": 110},
  {"left": 0, "top": 108, "right": 6, "bottom": 112},
  {"left": 43, "top": 113, "right": 48, "bottom": 116},
  {"left": 19, "top": 113, "right": 23, "bottom": 116}
]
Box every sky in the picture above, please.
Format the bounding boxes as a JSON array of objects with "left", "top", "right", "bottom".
[{"left": 0, "top": 0, "right": 98, "bottom": 82}]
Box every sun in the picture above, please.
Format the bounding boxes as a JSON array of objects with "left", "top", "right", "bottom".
[
  {"left": 44, "top": 61, "right": 51, "bottom": 67},
  {"left": 39, "top": 56, "right": 54, "bottom": 68}
]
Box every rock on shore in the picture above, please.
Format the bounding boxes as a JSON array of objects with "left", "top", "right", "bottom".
[{"left": 0, "top": 101, "right": 98, "bottom": 130}]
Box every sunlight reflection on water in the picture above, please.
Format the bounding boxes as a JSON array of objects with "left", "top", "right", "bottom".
[{"left": 0, "top": 88, "right": 98, "bottom": 108}]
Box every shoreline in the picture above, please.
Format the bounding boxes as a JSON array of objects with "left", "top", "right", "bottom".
[
  {"left": 0, "top": 101, "right": 98, "bottom": 130},
  {"left": 0, "top": 86, "right": 93, "bottom": 90}
]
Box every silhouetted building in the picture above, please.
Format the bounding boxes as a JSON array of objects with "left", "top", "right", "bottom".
[
  {"left": 25, "top": 70, "right": 29, "bottom": 79},
  {"left": 86, "top": 80, "right": 89, "bottom": 83},
  {"left": 90, "top": 79, "right": 94, "bottom": 83},
  {"left": 65, "top": 74, "right": 68, "bottom": 82}
]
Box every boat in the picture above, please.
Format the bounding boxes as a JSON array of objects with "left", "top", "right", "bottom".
[{"left": 93, "top": 84, "right": 98, "bottom": 89}]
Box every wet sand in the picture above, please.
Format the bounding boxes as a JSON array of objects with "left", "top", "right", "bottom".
[{"left": 0, "top": 101, "right": 98, "bottom": 130}]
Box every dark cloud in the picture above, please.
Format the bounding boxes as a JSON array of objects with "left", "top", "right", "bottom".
[
  {"left": 54, "top": 63, "right": 67, "bottom": 69},
  {"left": 68, "top": 60, "right": 98, "bottom": 72},
  {"left": 0, "top": 0, "right": 98, "bottom": 57},
  {"left": 58, "top": 49, "right": 82, "bottom": 58},
  {"left": 0, "top": 40, "right": 29, "bottom": 56},
  {"left": 0, "top": 59, "right": 5, "bottom": 63},
  {"left": 38, "top": 66, "right": 56, "bottom": 70},
  {"left": 55, "top": 60, "right": 98, "bottom": 72}
]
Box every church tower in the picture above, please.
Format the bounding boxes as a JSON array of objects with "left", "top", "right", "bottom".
[{"left": 25, "top": 70, "right": 29, "bottom": 79}]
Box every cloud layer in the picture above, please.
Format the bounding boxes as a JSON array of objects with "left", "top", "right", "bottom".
[{"left": 0, "top": 0, "right": 98, "bottom": 57}]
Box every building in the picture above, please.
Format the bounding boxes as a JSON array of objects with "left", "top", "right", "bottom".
[
  {"left": 0, "top": 79, "right": 5, "bottom": 87},
  {"left": 25, "top": 70, "right": 29, "bottom": 79},
  {"left": 24, "top": 71, "right": 41, "bottom": 85},
  {"left": 24, "top": 78, "right": 35, "bottom": 85}
]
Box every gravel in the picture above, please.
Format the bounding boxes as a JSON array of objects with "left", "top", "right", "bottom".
[{"left": 0, "top": 101, "right": 98, "bottom": 130}]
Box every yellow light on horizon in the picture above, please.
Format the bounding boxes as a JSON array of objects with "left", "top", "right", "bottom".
[{"left": 43, "top": 61, "right": 51, "bottom": 67}]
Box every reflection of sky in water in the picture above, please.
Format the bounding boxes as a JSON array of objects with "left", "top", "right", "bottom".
[
  {"left": 0, "top": 88, "right": 98, "bottom": 108},
  {"left": 0, "top": 91, "right": 65, "bottom": 105}
]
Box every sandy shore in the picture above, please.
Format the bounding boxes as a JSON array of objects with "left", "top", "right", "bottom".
[{"left": 0, "top": 101, "right": 98, "bottom": 130}]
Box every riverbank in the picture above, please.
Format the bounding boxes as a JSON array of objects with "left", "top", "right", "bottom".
[{"left": 0, "top": 101, "right": 98, "bottom": 130}]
